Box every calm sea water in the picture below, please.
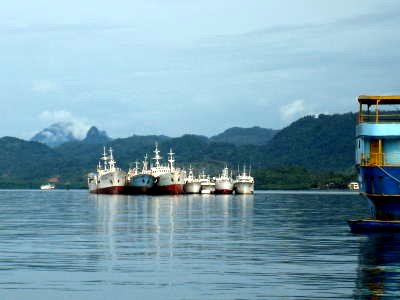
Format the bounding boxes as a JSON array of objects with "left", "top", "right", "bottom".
[{"left": 0, "top": 190, "right": 398, "bottom": 299}]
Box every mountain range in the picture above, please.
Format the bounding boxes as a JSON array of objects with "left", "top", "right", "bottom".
[{"left": 0, "top": 113, "right": 357, "bottom": 188}]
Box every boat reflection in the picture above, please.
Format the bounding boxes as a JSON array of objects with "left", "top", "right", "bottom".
[
  {"left": 355, "top": 233, "right": 400, "bottom": 299},
  {"left": 90, "top": 194, "right": 254, "bottom": 264}
]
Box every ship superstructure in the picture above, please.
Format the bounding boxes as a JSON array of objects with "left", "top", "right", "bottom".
[
  {"left": 234, "top": 165, "right": 254, "bottom": 194},
  {"left": 88, "top": 147, "right": 127, "bottom": 194},
  {"left": 356, "top": 95, "right": 400, "bottom": 220},
  {"left": 215, "top": 166, "right": 234, "bottom": 194}
]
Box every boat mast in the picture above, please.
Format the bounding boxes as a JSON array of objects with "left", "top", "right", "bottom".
[
  {"left": 142, "top": 154, "right": 149, "bottom": 172},
  {"left": 101, "top": 146, "right": 108, "bottom": 171},
  {"left": 108, "top": 147, "right": 116, "bottom": 171},
  {"left": 153, "top": 143, "right": 162, "bottom": 167},
  {"left": 168, "top": 148, "right": 175, "bottom": 172}
]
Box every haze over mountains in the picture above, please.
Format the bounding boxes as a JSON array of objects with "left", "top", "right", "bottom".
[{"left": 0, "top": 113, "right": 357, "bottom": 188}]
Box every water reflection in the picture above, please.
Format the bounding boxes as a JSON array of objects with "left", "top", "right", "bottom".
[
  {"left": 355, "top": 233, "right": 400, "bottom": 299},
  {"left": 91, "top": 194, "right": 255, "bottom": 263}
]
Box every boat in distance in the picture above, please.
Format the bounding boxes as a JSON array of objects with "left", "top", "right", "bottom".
[
  {"left": 215, "top": 166, "right": 234, "bottom": 194},
  {"left": 40, "top": 183, "right": 55, "bottom": 190},
  {"left": 234, "top": 165, "right": 254, "bottom": 194},
  {"left": 88, "top": 147, "right": 127, "bottom": 194}
]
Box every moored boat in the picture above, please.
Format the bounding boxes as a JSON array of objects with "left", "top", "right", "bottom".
[
  {"left": 127, "top": 155, "right": 156, "bottom": 194},
  {"left": 199, "top": 172, "right": 215, "bottom": 194},
  {"left": 355, "top": 95, "right": 400, "bottom": 221},
  {"left": 151, "top": 144, "right": 184, "bottom": 195},
  {"left": 234, "top": 165, "right": 254, "bottom": 194},
  {"left": 40, "top": 183, "right": 55, "bottom": 190},
  {"left": 88, "top": 147, "right": 127, "bottom": 194},
  {"left": 215, "top": 166, "right": 234, "bottom": 194},
  {"left": 184, "top": 166, "right": 201, "bottom": 194}
]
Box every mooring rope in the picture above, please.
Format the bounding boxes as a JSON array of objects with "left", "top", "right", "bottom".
[{"left": 376, "top": 165, "right": 400, "bottom": 184}]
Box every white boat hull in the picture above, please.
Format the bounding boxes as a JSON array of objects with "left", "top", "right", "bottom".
[
  {"left": 154, "top": 172, "right": 184, "bottom": 194},
  {"left": 215, "top": 180, "right": 234, "bottom": 194},
  {"left": 234, "top": 182, "right": 254, "bottom": 194},
  {"left": 184, "top": 182, "right": 201, "bottom": 194}
]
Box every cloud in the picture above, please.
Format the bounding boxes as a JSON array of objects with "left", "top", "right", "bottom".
[
  {"left": 38, "top": 110, "right": 90, "bottom": 139},
  {"left": 32, "top": 80, "right": 57, "bottom": 93},
  {"left": 280, "top": 99, "right": 306, "bottom": 122}
]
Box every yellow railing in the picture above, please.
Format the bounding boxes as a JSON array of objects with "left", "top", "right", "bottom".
[
  {"left": 359, "top": 113, "right": 400, "bottom": 123},
  {"left": 361, "top": 152, "right": 400, "bottom": 166}
]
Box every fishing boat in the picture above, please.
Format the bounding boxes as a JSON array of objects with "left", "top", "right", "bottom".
[
  {"left": 151, "top": 144, "right": 184, "bottom": 195},
  {"left": 349, "top": 95, "right": 400, "bottom": 231},
  {"left": 87, "top": 147, "right": 127, "bottom": 194},
  {"left": 234, "top": 165, "right": 254, "bottom": 194},
  {"left": 40, "top": 183, "right": 55, "bottom": 190},
  {"left": 127, "top": 154, "right": 156, "bottom": 194},
  {"left": 215, "top": 166, "right": 234, "bottom": 194},
  {"left": 183, "top": 166, "right": 201, "bottom": 194},
  {"left": 196, "top": 170, "right": 215, "bottom": 194}
]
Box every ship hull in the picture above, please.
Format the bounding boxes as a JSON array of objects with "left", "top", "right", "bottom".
[
  {"left": 234, "top": 182, "right": 254, "bottom": 194},
  {"left": 128, "top": 174, "right": 155, "bottom": 194},
  {"left": 200, "top": 184, "right": 215, "bottom": 194},
  {"left": 90, "top": 186, "right": 126, "bottom": 194},
  {"left": 153, "top": 172, "right": 184, "bottom": 195},
  {"left": 359, "top": 166, "right": 400, "bottom": 220},
  {"left": 184, "top": 182, "right": 201, "bottom": 194},
  {"left": 215, "top": 181, "right": 233, "bottom": 194}
]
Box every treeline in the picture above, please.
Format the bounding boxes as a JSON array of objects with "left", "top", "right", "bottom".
[{"left": 254, "top": 166, "right": 356, "bottom": 190}]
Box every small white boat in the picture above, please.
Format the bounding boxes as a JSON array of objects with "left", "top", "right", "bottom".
[{"left": 40, "top": 183, "right": 55, "bottom": 190}]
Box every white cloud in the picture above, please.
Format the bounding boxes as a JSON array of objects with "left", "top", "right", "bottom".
[
  {"left": 32, "top": 80, "right": 57, "bottom": 93},
  {"left": 38, "top": 110, "right": 90, "bottom": 139},
  {"left": 280, "top": 99, "right": 306, "bottom": 122}
]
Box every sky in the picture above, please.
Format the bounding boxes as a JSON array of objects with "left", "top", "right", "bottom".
[{"left": 1, "top": 0, "right": 400, "bottom": 139}]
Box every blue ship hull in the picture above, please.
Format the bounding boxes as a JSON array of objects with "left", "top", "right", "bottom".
[
  {"left": 359, "top": 166, "right": 400, "bottom": 220},
  {"left": 128, "top": 174, "right": 155, "bottom": 194}
]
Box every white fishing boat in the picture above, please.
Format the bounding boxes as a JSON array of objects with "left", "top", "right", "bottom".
[
  {"left": 234, "top": 165, "right": 254, "bottom": 194},
  {"left": 40, "top": 183, "right": 55, "bottom": 190},
  {"left": 215, "top": 166, "right": 234, "bottom": 194},
  {"left": 198, "top": 170, "right": 215, "bottom": 194},
  {"left": 151, "top": 144, "right": 184, "bottom": 194},
  {"left": 87, "top": 147, "right": 127, "bottom": 194},
  {"left": 184, "top": 166, "right": 201, "bottom": 194}
]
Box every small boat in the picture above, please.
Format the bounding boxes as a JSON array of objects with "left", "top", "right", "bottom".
[
  {"left": 348, "top": 182, "right": 359, "bottom": 191},
  {"left": 183, "top": 166, "right": 201, "bottom": 194},
  {"left": 40, "top": 183, "right": 55, "bottom": 190},
  {"left": 215, "top": 166, "right": 234, "bottom": 194},
  {"left": 87, "top": 147, "right": 127, "bottom": 194},
  {"left": 234, "top": 165, "right": 254, "bottom": 194}
]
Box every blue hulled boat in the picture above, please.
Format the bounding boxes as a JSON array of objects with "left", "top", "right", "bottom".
[{"left": 356, "top": 95, "right": 400, "bottom": 221}]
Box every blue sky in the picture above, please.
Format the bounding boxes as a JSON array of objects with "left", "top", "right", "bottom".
[{"left": 1, "top": 0, "right": 400, "bottom": 139}]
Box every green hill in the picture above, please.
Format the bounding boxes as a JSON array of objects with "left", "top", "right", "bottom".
[{"left": 210, "top": 126, "right": 278, "bottom": 146}]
